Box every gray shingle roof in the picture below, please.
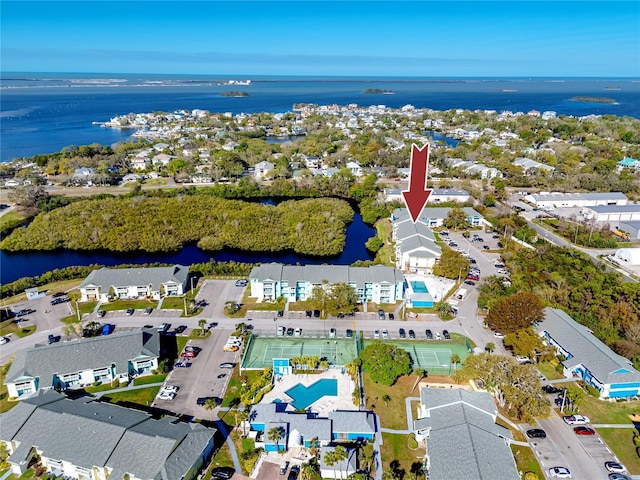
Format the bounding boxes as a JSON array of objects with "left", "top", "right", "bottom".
[
  {"left": 393, "top": 207, "right": 482, "bottom": 224},
  {"left": 80, "top": 265, "right": 188, "bottom": 291},
  {"left": 328, "top": 410, "right": 375, "bottom": 434},
  {"left": 398, "top": 236, "right": 441, "bottom": 256},
  {"left": 249, "top": 403, "right": 335, "bottom": 443},
  {"left": 319, "top": 446, "right": 357, "bottom": 473},
  {"left": 396, "top": 221, "right": 437, "bottom": 242},
  {"left": 414, "top": 389, "right": 518, "bottom": 480},
  {"left": 537, "top": 308, "right": 640, "bottom": 385},
  {"left": 249, "top": 264, "right": 404, "bottom": 289},
  {"left": 585, "top": 204, "right": 640, "bottom": 214},
  {"left": 0, "top": 393, "right": 215, "bottom": 479},
  {"left": 6, "top": 329, "right": 160, "bottom": 388}
]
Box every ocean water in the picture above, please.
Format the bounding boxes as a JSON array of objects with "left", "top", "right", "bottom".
[{"left": 1, "top": 74, "right": 639, "bottom": 162}]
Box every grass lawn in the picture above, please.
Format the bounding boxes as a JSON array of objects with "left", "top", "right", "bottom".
[
  {"left": 84, "top": 382, "right": 125, "bottom": 394},
  {"left": 189, "top": 328, "right": 212, "bottom": 339},
  {"left": 0, "top": 318, "right": 36, "bottom": 338},
  {"left": 511, "top": 445, "right": 544, "bottom": 478},
  {"left": 202, "top": 437, "right": 235, "bottom": 480},
  {"left": 133, "top": 373, "right": 167, "bottom": 386},
  {"left": 364, "top": 373, "right": 458, "bottom": 430},
  {"left": 2, "top": 278, "right": 83, "bottom": 306},
  {"left": 597, "top": 428, "right": 640, "bottom": 474},
  {"left": 160, "top": 296, "right": 185, "bottom": 310},
  {"left": 379, "top": 433, "right": 425, "bottom": 477},
  {"left": 374, "top": 218, "right": 395, "bottom": 267},
  {"left": 100, "top": 298, "right": 159, "bottom": 311},
  {"left": 102, "top": 385, "right": 160, "bottom": 407},
  {"left": 537, "top": 362, "right": 564, "bottom": 380},
  {"left": 578, "top": 391, "right": 640, "bottom": 424},
  {"left": 0, "top": 362, "right": 18, "bottom": 414}
]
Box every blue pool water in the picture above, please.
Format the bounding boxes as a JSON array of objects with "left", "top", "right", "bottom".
[
  {"left": 411, "top": 281, "right": 429, "bottom": 293},
  {"left": 285, "top": 379, "right": 338, "bottom": 410}
]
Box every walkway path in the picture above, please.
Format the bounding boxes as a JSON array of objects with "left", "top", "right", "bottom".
[
  {"left": 372, "top": 414, "right": 383, "bottom": 480},
  {"left": 93, "top": 381, "right": 164, "bottom": 398},
  {"left": 214, "top": 417, "right": 243, "bottom": 474}
]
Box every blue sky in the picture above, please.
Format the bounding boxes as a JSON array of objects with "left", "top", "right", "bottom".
[{"left": 2, "top": 1, "right": 639, "bottom": 77}]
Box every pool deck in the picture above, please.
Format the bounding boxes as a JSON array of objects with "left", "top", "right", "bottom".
[
  {"left": 261, "top": 369, "right": 357, "bottom": 417},
  {"left": 405, "top": 273, "right": 455, "bottom": 302}
]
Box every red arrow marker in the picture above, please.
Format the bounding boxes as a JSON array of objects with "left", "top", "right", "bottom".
[{"left": 402, "top": 143, "right": 432, "bottom": 223}]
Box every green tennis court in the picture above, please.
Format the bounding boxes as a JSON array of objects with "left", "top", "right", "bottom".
[
  {"left": 362, "top": 340, "right": 470, "bottom": 373},
  {"left": 241, "top": 336, "right": 359, "bottom": 369}
]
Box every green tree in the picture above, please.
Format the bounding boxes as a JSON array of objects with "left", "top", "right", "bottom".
[
  {"left": 198, "top": 318, "right": 207, "bottom": 334},
  {"left": 333, "top": 446, "right": 348, "bottom": 479},
  {"left": 359, "top": 341, "right": 412, "bottom": 386},
  {"left": 450, "top": 353, "right": 461, "bottom": 371},
  {"left": 323, "top": 450, "right": 337, "bottom": 478},
  {"left": 486, "top": 292, "right": 545, "bottom": 334},
  {"left": 204, "top": 398, "right": 218, "bottom": 421},
  {"left": 485, "top": 342, "right": 495, "bottom": 353},
  {"left": 7, "top": 184, "right": 50, "bottom": 209},
  {"left": 504, "top": 327, "right": 554, "bottom": 363},
  {"left": 443, "top": 207, "right": 468, "bottom": 230},
  {"left": 432, "top": 248, "right": 470, "bottom": 279}
]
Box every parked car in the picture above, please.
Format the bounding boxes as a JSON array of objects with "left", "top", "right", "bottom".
[
  {"left": 515, "top": 355, "right": 531, "bottom": 363},
  {"left": 174, "top": 325, "right": 188, "bottom": 334},
  {"left": 277, "top": 326, "right": 285, "bottom": 336},
  {"left": 563, "top": 415, "right": 590, "bottom": 425},
  {"left": 345, "top": 329, "right": 353, "bottom": 338},
  {"left": 305, "top": 310, "right": 312, "bottom": 318},
  {"left": 425, "top": 329, "right": 433, "bottom": 340},
  {"left": 378, "top": 309, "right": 385, "bottom": 320},
  {"left": 442, "top": 330, "right": 451, "bottom": 340},
  {"left": 313, "top": 310, "right": 320, "bottom": 318},
  {"left": 125, "top": 308, "right": 134, "bottom": 316},
  {"left": 294, "top": 328, "right": 302, "bottom": 337},
  {"left": 494, "top": 332, "right": 504, "bottom": 339},
  {"left": 388, "top": 313, "right": 395, "bottom": 320},
  {"left": 608, "top": 474, "right": 632, "bottom": 480},
  {"left": 181, "top": 351, "right": 197, "bottom": 358},
  {"left": 174, "top": 362, "right": 191, "bottom": 368},
  {"left": 235, "top": 279, "right": 248, "bottom": 287},
  {"left": 526, "top": 429, "right": 546, "bottom": 439},
  {"left": 409, "top": 329, "right": 415, "bottom": 339},
  {"left": 161, "top": 385, "right": 179, "bottom": 394},
  {"left": 288, "top": 465, "right": 300, "bottom": 480},
  {"left": 381, "top": 329, "right": 389, "bottom": 339},
  {"left": 329, "top": 328, "right": 336, "bottom": 338},
  {"left": 223, "top": 344, "right": 239, "bottom": 352},
  {"left": 197, "top": 396, "right": 221, "bottom": 406},
  {"left": 542, "top": 385, "right": 563, "bottom": 394},
  {"left": 483, "top": 245, "right": 491, "bottom": 250},
  {"left": 373, "top": 329, "right": 380, "bottom": 339},
  {"left": 286, "top": 327, "right": 294, "bottom": 336},
  {"left": 158, "top": 323, "right": 170, "bottom": 333},
  {"left": 211, "top": 467, "right": 233, "bottom": 479},
  {"left": 14, "top": 309, "right": 34, "bottom": 317},
  {"left": 434, "top": 332, "right": 441, "bottom": 340},
  {"left": 96, "top": 309, "right": 106, "bottom": 318},
  {"left": 573, "top": 426, "right": 596, "bottom": 435},
  {"left": 605, "top": 462, "right": 627, "bottom": 474},
  {"left": 143, "top": 307, "right": 153, "bottom": 315},
  {"left": 399, "top": 328, "right": 406, "bottom": 339},
  {"left": 277, "top": 310, "right": 284, "bottom": 317},
  {"left": 0, "top": 336, "right": 9, "bottom": 345},
  {"left": 51, "top": 292, "right": 66, "bottom": 298},
  {"left": 464, "top": 280, "right": 475, "bottom": 286},
  {"left": 101, "top": 324, "right": 114, "bottom": 335},
  {"left": 220, "top": 363, "right": 235, "bottom": 369},
  {"left": 158, "top": 391, "right": 176, "bottom": 400},
  {"left": 549, "top": 466, "right": 572, "bottom": 478},
  {"left": 280, "top": 461, "right": 290, "bottom": 475}
]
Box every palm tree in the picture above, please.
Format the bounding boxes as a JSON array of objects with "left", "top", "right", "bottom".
[
  {"left": 235, "top": 408, "right": 250, "bottom": 436},
  {"left": 204, "top": 398, "right": 218, "bottom": 422},
  {"left": 198, "top": 318, "right": 207, "bottom": 335},
  {"left": 485, "top": 342, "right": 495, "bottom": 353},
  {"left": 450, "top": 354, "right": 461, "bottom": 371},
  {"left": 308, "top": 437, "right": 320, "bottom": 459},
  {"left": 323, "top": 450, "right": 337, "bottom": 478},
  {"left": 333, "top": 445, "right": 348, "bottom": 479},
  {"left": 267, "top": 426, "right": 284, "bottom": 451},
  {"left": 382, "top": 394, "right": 391, "bottom": 407}
]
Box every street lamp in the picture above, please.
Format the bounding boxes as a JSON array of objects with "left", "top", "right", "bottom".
[{"left": 274, "top": 317, "right": 277, "bottom": 336}]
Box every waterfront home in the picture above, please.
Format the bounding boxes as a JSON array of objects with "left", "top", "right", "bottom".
[
  {"left": 413, "top": 388, "right": 519, "bottom": 480},
  {"left": 319, "top": 446, "right": 358, "bottom": 479},
  {"left": 249, "top": 263, "right": 404, "bottom": 304},
  {"left": 392, "top": 220, "right": 441, "bottom": 274},
  {"left": 345, "top": 161, "right": 363, "bottom": 177},
  {"left": 254, "top": 161, "right": 275, "bottom": 179},
  {"left": 79, "top": 265, "right": 188, "bottom": 302},
  {"left": 537, "top": 308, "right": 640, "bottom": 398},
  {"left": 391, "top": 207, "right": 486, "bottom": 229},
  {"left": 1, "top": 391, "right": 214, "bottom": 479},
  {"left": 4, "top": 329, "right": 160, "bottom": 398}
]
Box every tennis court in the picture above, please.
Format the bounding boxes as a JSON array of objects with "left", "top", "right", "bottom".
[
  {"left": 241, "top": 336, "right": 359, "bottom": 370},
  {"left": 362, "top": 340, "right": 470, "bottom": 374}
]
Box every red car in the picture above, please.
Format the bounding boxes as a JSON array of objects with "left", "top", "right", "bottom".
[
  {"left": 574, "top": 426, "right": 596, "bottom": 435},
  {"left": 180, "top": 351, "right": 197, "bottom": 358}
]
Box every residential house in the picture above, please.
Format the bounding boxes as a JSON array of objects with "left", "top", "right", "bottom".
[
  {"left": 382, "top": 188, "right": 470, "bottom": 205},
  {"left": 618, "top": 157, "right": 640, "bottom": 171},
  {"left": 152, "top": 153, "right": 174, "bottom": 166},
  {"left": 319, "top": 446, "right": 358, "bottom": 479},
  {"left": 4, "top": 329, "right": 160, "bottom": 398},
  {"left": 79, "top": 265, "right": 189, "bottom": 302},
  {"left": 0, "top": 391, "right": 215, "bottom": 479},
  {"left": 249, "top": 264, "right": 405, "bottom": 304},
  {"left": 345, "top": 161, "right": 363, "bottom": 177},
  {"left": 130, "top": 155, "right": 149, "bottom": 170},
  {"left": 392, "top": 220, "right": 441, "bottom": 274},
  {"left": 513, "top": 157, "right": 555, "bottom": 174},
  {"left": 254, "top": 161, "right": 275, "bottom": 180},
  {"left": 413, "top": 388, "right": 519, "bottom": 480},
  {"left": 536, "top": 308, "right": 640, "bottom": 398}
]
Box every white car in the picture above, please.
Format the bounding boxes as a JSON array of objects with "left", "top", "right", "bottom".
[
  {"left": 494, "top": 332, "right": 504, "bottom": 339},
  {"left": 329, "top": 328, "right": 336, "bottom": 338},
  {"left": 373, "top": 330, "right": 380, "bottom": 339},
  {"left": 294, "top": 328, "right": 302, "bottom": 337},
  {"left": 277, "top": 326, "right": 285, "bottom": 336},
  {"left": 158, "top": 391, "right": 176, "bottom": 401},
  {"left": 0, "top": 336, "right": 9, "bottom": 345},
  {"left": 381, "top": 329, "right": 389, "bottom": 339},
  {"left": 549, "top": 466, "right": 572, "bottom": 478},
  {"left": 563, "top": 415, "right": 590, "bottom": 425},
  {"left": 161, "top": 385, "right": 179, "bottom": 394},
  {"left": 605, "top": 462, "right": 627, "bottom": 474},
  {"left": 434, "top": 332, "right": 441, "bottom": 340},
  {"left": 515, "top": 355, "right": 531, "bottom": 363}
]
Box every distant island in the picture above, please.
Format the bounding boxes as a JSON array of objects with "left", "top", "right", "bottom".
[
  {"left": 363, "top": 88, "right": 394, "bottom": 94},
  {"left": 220, "top": 91, "right": 249, "bottom": 97},
  {"left": 570, "top": 96, "right": 617, "bottom": 104}
]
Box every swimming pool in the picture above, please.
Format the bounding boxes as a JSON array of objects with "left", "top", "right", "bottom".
[
  {"left": 410, "top": 281, "right": 429, "bottom": 293},
  {"left": 285, "top": 378, "right": 338, "bottom": 410}
]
